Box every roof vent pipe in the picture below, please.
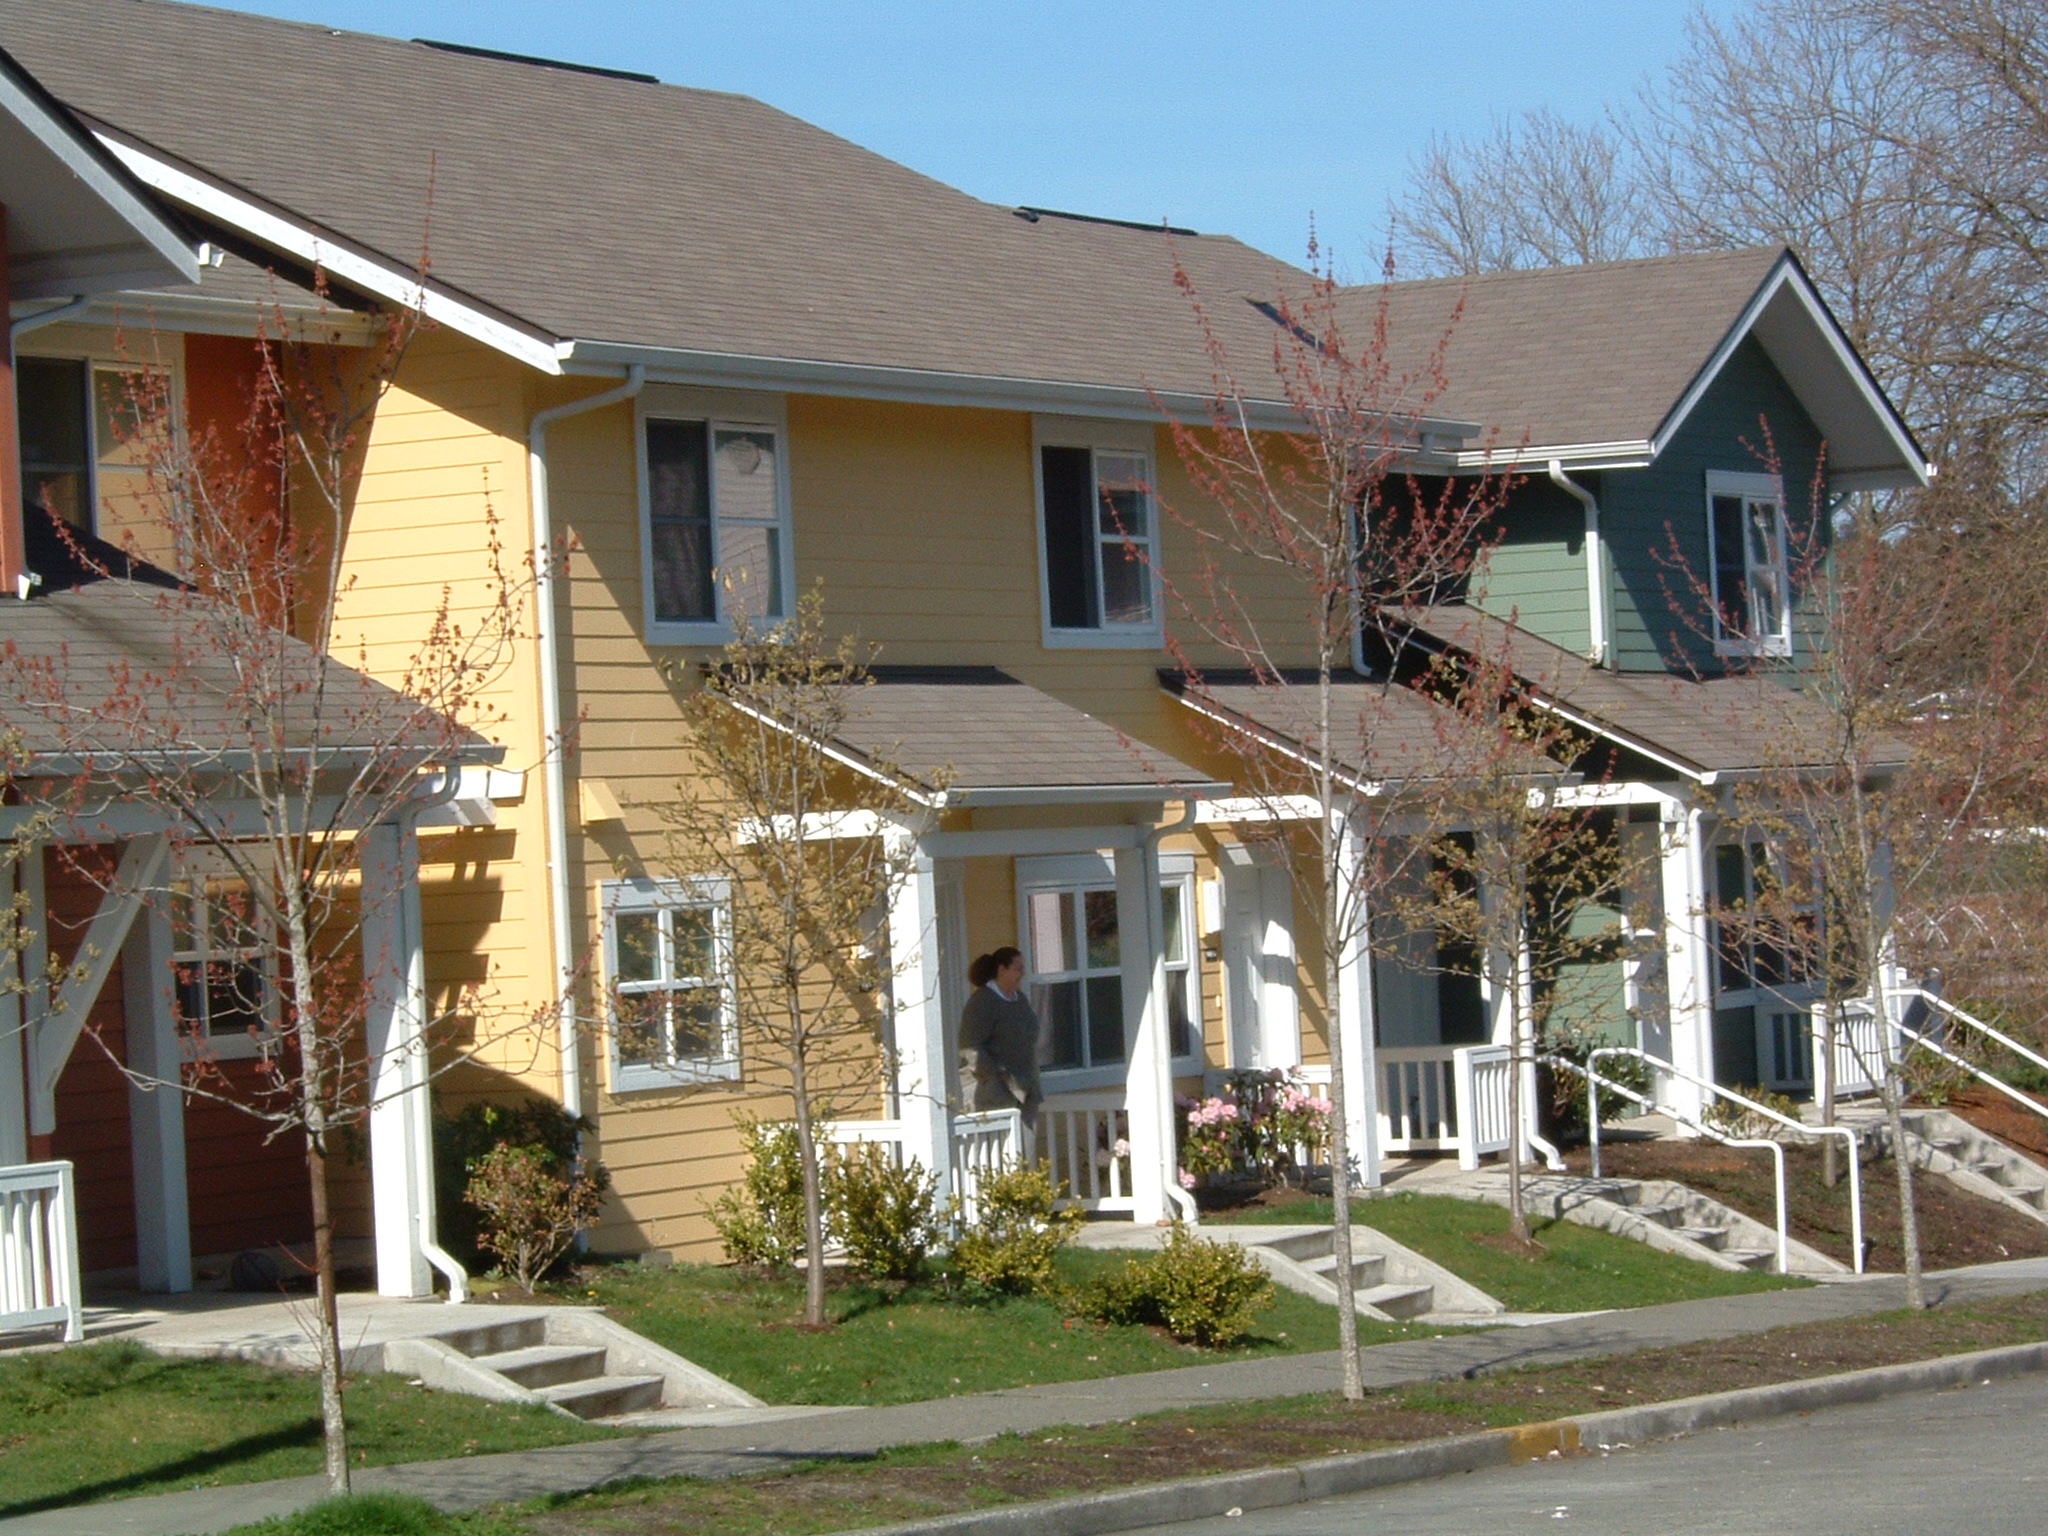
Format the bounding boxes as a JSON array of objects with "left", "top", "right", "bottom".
[
  {"left": 528, "top": 366, "right": 645, "bottom": 1119},
  {"left": 1548, "top": 460, "right": 1609, "bottom": 668}
]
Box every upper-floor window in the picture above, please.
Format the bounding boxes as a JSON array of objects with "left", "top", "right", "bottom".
[
  {"left": 16, "top": 355, "right": 168, "bottom": 536},
  {"left": 1706, "top": 471, "right": 1791, "bottom": 658},
  {"left": 638, "top": 398, "right": 792, "bottom": 643},
  {"left": 1035, "top": 418, "right": 1161, "bottom": 648},
  {"left": 603, "top": 876, "right": 740, "bottom": 1090}
]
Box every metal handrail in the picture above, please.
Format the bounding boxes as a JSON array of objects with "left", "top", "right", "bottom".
[
  {"left": 1589, "top": 1045, "right": 1863, "bottom": 1274},
  {"left": 1877, "top": 989, "right": 2048, "bottom": 1132},
  {"left": 1543, "top": 1053, "right": 1790, "bottom": 1276},
  {"left": 1886, "top": 988, "right": 2048, "bottom": 1079}
]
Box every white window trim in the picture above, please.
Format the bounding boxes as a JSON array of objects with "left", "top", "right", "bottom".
[
  {"left": 1705, "top": 469, "right": 1793, "bottom": 660},
  {"left": 1032, "top": 415, "right": 1166, "bottom": 651},
  {"left": 168, "top": 846, "right": 280, "bottom": 1063},
  {"left": 601, "top": 875, "right": 742, "bottom": 1092},
  {"left": 635, "top": 385, "right": 795, "bottom": 648},
  {"left": 1015, "top": 850, "right": 1201, "bottom": 1093},
  {"left": 14, "top": 331, "right": 186, "bottom": 541}
]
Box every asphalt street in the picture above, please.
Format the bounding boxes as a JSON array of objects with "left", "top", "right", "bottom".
[{"left": 1155, "top": 1369, "right": 2048, "bottom": 1536}]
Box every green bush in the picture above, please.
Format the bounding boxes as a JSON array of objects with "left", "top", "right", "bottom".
[
  {"left": 950, "top": 1163, "right": 1081, "bottom": 1294},
  {"left": 1541, "top": 1022, "right": 1651, "bottom": 1140},
  {"left": 231, "top": 1493, "right": 459, "bottom": 1535},
  {"left": 1702, "top": 1083, "right": 1806, "bottom": 1137},
  {"left": 708, "top": 1118, "right": 818, "bottom": 1269},
  {"left": 1080, "top": 1227, "right": 1276, "bottom": 1347},
  {"left": 831, "top": 1145, "right": 941, "bottom": 1283},
  {"left": 463, "top": 1143, "right": 609, "bottom": 1293},
  {"left": 434, "top": 1096, "right": 590, "bottom": 1268}
]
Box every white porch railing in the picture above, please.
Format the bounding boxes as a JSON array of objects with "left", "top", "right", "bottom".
[
  {"left": 1451, "top": 1045, "right": 1513, "bottom": 1170},
  {"left": 1815, "top": 999, "right": 1890, "bottom": 1100},
  {"left": 1, "top": 1161, "right": 83, "bottom": 1342},
  {"left": 1379, "top": 1046, "right": 1458, "bottom": 1152},
  {"left": 1037, "top": 1091, "right": 1134, "bottom": 1212},
  {"left": 822, "top": 1111, "right": 1025, "bottom": 1226}
]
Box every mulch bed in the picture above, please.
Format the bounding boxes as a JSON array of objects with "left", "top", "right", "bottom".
[
  {"left": 1562, "top": 1138, "right": 2048, "bottom": 1270},
  {"left": 509, "top": 1292, "right": 2048, "bottom": 1536},
  {"left": 1942, "top": 1084, "right": 2048, "bottom": 1169}
]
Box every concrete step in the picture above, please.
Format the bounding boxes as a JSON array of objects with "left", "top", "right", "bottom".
[
  {"left": 1355, "top": 1282, "right": 1435, "bottom": 1319},
  {"left": 472, "top": 1343, "right": 608, "bottom": 1391},
  {"left": 1672, "top": 1225, "right": 1729, "bottom": 1251},
  {"left": 1635, "top": 1204, "right": 1686, "bottom": 1230},
  {"left": 1726, "top": 1248, "right": 1776, "bottom": 1271},
  {"left": 1304, "top": 1251, "right": 1387, "bottom": 1290},
  {"left": 541, "top": 1372, "right": 667, "bottom": 1420},
  {"left": 434, "top": 1316, "right": 548, "bottom": 1359}
]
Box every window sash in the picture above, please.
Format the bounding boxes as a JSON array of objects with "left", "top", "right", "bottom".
[
  {"left": 1040, "top": 444, "right": 1156, "bottom": 633},
  {"left": 607, "top": 886, "right": 737, "bottom": 1080},
  {"left": 1027, "top": 877, "right": 1198, "bottom": 1070},
  {"left": 1708, "top": 484, "right": 1789, "bottom": 653},
  {"left": 644, "top": 416, "right": 787, "bottom": 632}
]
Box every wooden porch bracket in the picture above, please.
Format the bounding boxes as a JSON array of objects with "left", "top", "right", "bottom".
[{"left": 30, "top": 834, "right": 170, "bottom": 1135}]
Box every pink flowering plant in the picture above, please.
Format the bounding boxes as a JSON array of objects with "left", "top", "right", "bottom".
[{"left": 1175, "top": 1069, "right": 1333, "bottom": 1189}]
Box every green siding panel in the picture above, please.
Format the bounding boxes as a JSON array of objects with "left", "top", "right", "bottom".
[{"left": 1469, "top": 478, "right": 1592, "bottom": 656}]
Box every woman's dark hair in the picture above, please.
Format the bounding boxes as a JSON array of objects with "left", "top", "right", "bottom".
[{"left": 968, "top": 947, "right": 1023, "bottom": 988}]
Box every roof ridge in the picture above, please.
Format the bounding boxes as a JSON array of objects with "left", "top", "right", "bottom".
[{"left": 1355, "top": 243, "right": 1787, "bottom": 298}]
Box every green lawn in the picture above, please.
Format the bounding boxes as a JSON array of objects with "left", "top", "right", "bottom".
[
  {"left": 1224, "top": 1192, "right": 1804, "bottom": 1311},
  {"left": 0, "top": 1341, "right": 614, "bottom": 1519},
  {"left": 568, "top": 1246, "right": 1441, "bottom": 1406}
]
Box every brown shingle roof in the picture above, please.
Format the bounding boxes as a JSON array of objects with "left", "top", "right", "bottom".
[
  {"left": 1398, "top": 605, "right": 1906, "bottom": 777},
  {"left": 1332, "top": 248, "right": 1788, "bottom": 454},
  {"left": 0, "top": 578, "right": 499, "bottom": 770},
  {"left": 819, "top": 668, "right": 1220, "bottom": 801}
]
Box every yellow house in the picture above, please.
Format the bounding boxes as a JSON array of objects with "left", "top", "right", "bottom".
[{"left": 11, "top": 0, "right": 1933, "bottom": 1285}]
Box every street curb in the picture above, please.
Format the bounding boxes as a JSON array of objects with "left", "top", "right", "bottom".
[{"left": 836, "top": 1339, "right": 2048, "bottom": 1536}]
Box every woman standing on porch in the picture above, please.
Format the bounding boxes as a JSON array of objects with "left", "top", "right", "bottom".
[{"left": 959, "top": 948, "right": 1044, "bottom": 1121}]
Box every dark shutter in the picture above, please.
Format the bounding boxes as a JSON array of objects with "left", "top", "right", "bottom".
[
  {"left": 647, "top": 419, "right": 713, "bottom": 622},
  {"left": 1041, "top": 445, "right": 1098, "bottom": 629}
]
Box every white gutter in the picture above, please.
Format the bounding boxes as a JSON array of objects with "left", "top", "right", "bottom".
[
  {"left": 10, "top": 296, "right": 91, "bottom": 339},
  {"left": 528, "top": 366, "right": 645, "bottom": 1118},
  {"left": 1548, "top": 461, "right": 1609, "bottom": 668}
]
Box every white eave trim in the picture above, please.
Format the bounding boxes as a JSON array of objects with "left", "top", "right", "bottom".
[{"left": 96, "top": 135, "right": 564, "bottom": 375}]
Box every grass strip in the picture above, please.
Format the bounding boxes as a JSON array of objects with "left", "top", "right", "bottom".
[{"left": 220, "top": 1290, "right": 2048, "bottom": 1536}]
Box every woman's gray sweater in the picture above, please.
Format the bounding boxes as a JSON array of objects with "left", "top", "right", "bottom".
[{"left": 957, "top": 985, "right": 1044, "bottom": 1118}]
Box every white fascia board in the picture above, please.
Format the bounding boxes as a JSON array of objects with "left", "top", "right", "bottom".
[
  {"left": 98, "top": 136, "right": 564, "bottom": 375},
  {"left": 562, "top": 339, "right": 1482, "bottom": 442},
  {"left": 0, "top": 71, "right": 199, "bottom": 293},
  {"left": 1167, "top": 688, "right": 1390, "bottom": 799},
  {"left": 1442, "top": 439, "right": 1655, "bottom": 474},
  {"left": 1649, "top": 256, "right": 1930, "bottom": 486},
  {"left": 948, "top": 783, "right": 1224, "bottom": 807},
  {"left": 63, "top": 289, "right": 383, "bottom": 345}
]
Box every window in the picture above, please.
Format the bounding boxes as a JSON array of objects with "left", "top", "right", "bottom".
[
  {"left": 169, "top": 856, "right": 276, "bottom": 1060},
  {"left": 1712, "top": 840, "right": 1806, "bottom": 995},
  {"left": 641, "top": 413, "right": 789, "bottom": 639},
  {"left": 1036, "top": 421, "right": 1160, "bottom": 646},
  {"left": 604, "top": 878, "right": 738, "bottom": 1088},
  {"left": 15, "top": 357, "right": 172, "bottom": 537},
  {"left": 1021, "top": 856, "right": 1201, "bottom": 1077},
  {"left": 1706, "top": 471, "right": 1791, "bottom": 657}
]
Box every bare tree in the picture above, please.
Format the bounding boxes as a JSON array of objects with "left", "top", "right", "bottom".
[
  {"left": 1157, "top": 245, "right": 1508, "bottom": 1397},
  {"left": 0, "top": 297, "right": 540, "bottom": 1492},
  {"left": 656, "top": 591, "right": 926, "bottom": 1328}
]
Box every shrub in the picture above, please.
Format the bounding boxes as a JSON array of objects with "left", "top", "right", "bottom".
[
  {"left": 831, "top": 1145, "right": 941, "bottom": 1283},
  {"left": 463, "top": 1143, "right": 609, "bottom": 1293},
  {"left": 434, "top": 1096, "right": 591, "bottom": 1268},
  {"left": 1541, "top": 1022, "right": 1651, "bottom": 1141},
  {"left": 1175, "top": 1070, "right": 1333, "bottom": 1188},
  {"left": 1701, "top": 1083, "right": 1806, "bottom": 1138},
  {"left": 707, "top": 1117, "right": 817, "bottom": 1269},
  {"left": 950, "top": 1163, "right": 1081, "bottom": 1294},
  {"left": 1081, "top": 1227, "right": 1275, "bottom": 1347}
]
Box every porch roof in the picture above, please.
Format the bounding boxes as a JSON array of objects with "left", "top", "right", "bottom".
[
  {"left": 0, "top": 508, "right": 502, "bottom": 775},
  {"left": 1397, "top": 604, "right": 1911, "bottom": 779},
  {"left": 819, "top": 667, "right": 1224, "bottom": 805},
  {"left": 1160, "top": 667, "right": 1562, "bottom": 787}
]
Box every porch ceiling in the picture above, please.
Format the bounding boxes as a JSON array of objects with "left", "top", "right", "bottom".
[
  {"left": 803, "top": 666, "right": 1225, "bottom": 804},
  {"left": 1397, "top": 604, "right": 1910, "bottom": 779}
]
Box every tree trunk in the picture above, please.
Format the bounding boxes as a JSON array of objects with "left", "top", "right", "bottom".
[
  {"left": 1323, "top": 934, "right": 1363, "bottom": 1401},
  {"left": 1504, "top": 991, "right": 1530, "bottom": 1243},
  {"left": 1819, "top": 1005, "right": 1840, "bottom": 1189},
  {"left": 305, "top": 1129, "right": 350, "bottom": 1494},
  {"left": 788, "top": 1024, "right": 829, "bottom": 1328},
  {"left": 1883, "top": 1066, "right": 1927, "bottom": 1308}
]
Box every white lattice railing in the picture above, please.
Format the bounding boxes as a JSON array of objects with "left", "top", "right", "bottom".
[
  {"left": 1451, "top": 1045, "right": 1513, "bottom": 1169},
  {"left": 949, "top": 1109, "right": 1022, "bottom": 1225},
  {"left": 1815, "top": 1000, "right": 1889, "bottom": 1099},
  {"left": 1379, "top": 1047, "right": 1458, "bottom": 1152},
  {"left": 1037, "top": 1091, "right": 1134, "bottom": 1212},
  {"left": 1, "top": 1161, "right": 83, "bottom": 1343}
]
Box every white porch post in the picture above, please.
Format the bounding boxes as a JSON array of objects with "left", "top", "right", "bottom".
[
  {"left": 1658, "top": 797, "right": 1713, "bottom": 1123},
  {"left": 1333, "top": 817, "right": 1381, "bottom": 1188},
  {"left": 887, "top": 842, "right": 955, "bottom": 1201},
  {"left": 123, "top": 894, "right": 191, "bottom": 1291},
  {"left": 362, "top": 820, "right": 431, "bottom": 1298},
  {"left": 0, "top": 859, "right": 24, "bottom": 1167},
  {"left": 1116, "top": 841, "right": 1172, "bottom": 1223}
]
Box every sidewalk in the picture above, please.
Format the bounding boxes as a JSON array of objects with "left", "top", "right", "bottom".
[{"left": 11, "top": 1258, "right": 2048, "bottom": 1536}]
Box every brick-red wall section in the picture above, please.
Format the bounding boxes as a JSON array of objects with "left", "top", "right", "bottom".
[{"left": 43, "top": 847, "right": 313, "bottom": 1272}]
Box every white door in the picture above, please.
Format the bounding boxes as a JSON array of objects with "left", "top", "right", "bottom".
[{"left": 1220, "top": 845, "right": 1300, "bottom": 1070}]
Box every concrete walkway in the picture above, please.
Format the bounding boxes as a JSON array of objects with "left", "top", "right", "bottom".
[{"left": 8, "top": 1257, "right": 2048, "bottom": 1536}]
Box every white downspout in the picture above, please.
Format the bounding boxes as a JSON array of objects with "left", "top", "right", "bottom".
[
  {"left": 1148, "top": 798, "right": 1202, "bottom": 1224},
  {"left": 1548, "top": 461, "right": 1608, "bottom": 668},
  {"left": 528, "top": 366, "right": 645, "bottom": 1119}
]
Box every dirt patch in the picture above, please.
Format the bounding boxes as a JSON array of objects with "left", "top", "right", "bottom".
[
  {"left": 1942, "top": 1085, "right": 2048, "bottom": 1169},
  {"left": 507, "top": 1292, "right": 2048, "bottom": 1536},
  {"left": 1469, "top": 1231, "right": 1550, "bottom": 1260},
  {"left": 1562, "top": 1139, "right": 2048, "bottom": 1270}
]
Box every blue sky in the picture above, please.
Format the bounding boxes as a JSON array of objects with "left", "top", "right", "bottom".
[{"left": 215, "top": 0, "right": 1742, "bottom": 275}]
